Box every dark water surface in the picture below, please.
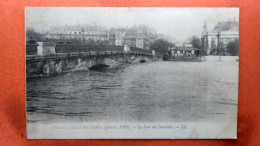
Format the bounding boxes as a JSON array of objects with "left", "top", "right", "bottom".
[{"left": 26, "top": 56, "right": 238, "bottom": 123}]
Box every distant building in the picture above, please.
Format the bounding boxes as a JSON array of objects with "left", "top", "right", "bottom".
[
  {"left": 201, "top": 19, "right": 239, "bottom": 55},
  {"left": 124, "top": 26, "right": 157, "bottom": 50},
  {"left": 45, "top": 25, "right": 109, "bottom": 44},
  {"left": 108, "top": 33, "right": 116, "bottom": 46},
  {"left": 114, "top": 29, "right": 126, "bottom": 46},
  {"left": 169, "top": 44, "right": 200, "bottom": 57},
  {"left": 41, "top": 25, "right": 158, "bottom": 50},
  {"left": 108, "top": 26, "right": 157, "bottom": 50},
  {"left": 123, "top": 28, "right": 137, "bottom": 48}
]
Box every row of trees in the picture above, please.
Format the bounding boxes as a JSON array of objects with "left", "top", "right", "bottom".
[
  {"left": 189, "top": 36, "right": 201, "bottom": 49},
  {"left": 149, "top": 36, "right": 201, "bottom": 55},
  {"left": 26, "top": 29, "right": 44, "bottom": 42},
  {"left": 226, "top": 38, "right": 239, "bottom": 56},
  {"left": 149, "top": 39, "right": 174, "bottom": 55},
  {"left": 182, "top": 36, "right": 239, "bottom": 56},
  {"left": 208, "top": 38, "right": 239, "bottom": 56}
]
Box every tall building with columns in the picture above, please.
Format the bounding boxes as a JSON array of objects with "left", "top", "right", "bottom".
[{"left": 201, "top": 19, "right": 239, "bottom": 55}]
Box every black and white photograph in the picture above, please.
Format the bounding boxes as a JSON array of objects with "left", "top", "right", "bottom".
[{"left": 26, "top": 7, "right": 239, "bottom": 139}]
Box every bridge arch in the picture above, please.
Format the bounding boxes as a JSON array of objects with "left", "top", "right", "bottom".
[
  {"left": 139, "top": 60, "right": 146, "bottom": 63},
  {"left": 88, "top": 64, "right": 110, "bottom": 71}
]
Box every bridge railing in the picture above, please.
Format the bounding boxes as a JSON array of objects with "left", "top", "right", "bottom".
[
  {"left": 129, "top": 47, "right": 152, "bottom": 54},
  {"left": 55, "top": 44, "right": 125, "bottom": 53},
  {"left": 26, "top": 44, "right": 154, "bottom": 62},
  {"left": 55, "top": 44, "right": 153, "bottom": 55}
]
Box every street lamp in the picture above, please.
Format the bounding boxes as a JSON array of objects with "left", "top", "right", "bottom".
[
  {"left": 216, "top": 31, "right": 220, "bottom": 55},
  {"left": 82, "top": 28, "right": 85, "bottom": 44}
]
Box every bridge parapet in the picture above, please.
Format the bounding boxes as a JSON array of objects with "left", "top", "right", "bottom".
[
  {"left": 55, "top": 44, "right": 125, "bottom": 53},
  {"left": 26, "top": 44, "right": 154, "bottom": 63},
  {"left": 26, "top": 51, "right": 154, "bottom": 63},
  {"left": 55, "top": 44, "right": 152, "bottom": 54}
]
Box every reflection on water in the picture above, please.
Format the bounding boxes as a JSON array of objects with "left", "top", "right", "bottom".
[{"left": 26, "top": 56, "right": 238, "bottom": 123}]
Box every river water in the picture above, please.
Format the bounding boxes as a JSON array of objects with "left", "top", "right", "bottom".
[{"left": 26, "top": 56, "right": 238, "bottom": 123}]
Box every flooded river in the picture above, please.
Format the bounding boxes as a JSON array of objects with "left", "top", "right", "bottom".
[{"left": 26, "top": 56, "right": 238, "bottom": 123}]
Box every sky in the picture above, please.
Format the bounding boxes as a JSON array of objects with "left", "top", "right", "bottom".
[{"left": 26, "top": 7, "right": 239, "bottom": 43}]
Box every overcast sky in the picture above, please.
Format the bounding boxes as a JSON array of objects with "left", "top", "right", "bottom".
[{"left": 26, "top": 7, "right": 239, "bottom": 43}]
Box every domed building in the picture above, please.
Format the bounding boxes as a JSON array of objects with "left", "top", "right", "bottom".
[{"left": 201, "top": 18, "right": 239, "bottom": 55}]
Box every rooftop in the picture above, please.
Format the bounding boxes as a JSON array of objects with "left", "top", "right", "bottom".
[
  {"left": 214, "top": 21, "right": 239, "bottom": 31},
  {"left": 171, "top": 47, "right": 200, "bottom": 51}
]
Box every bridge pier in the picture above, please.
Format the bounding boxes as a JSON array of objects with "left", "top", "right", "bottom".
[
  {"left": 61, "top": 60, "right": 67, "bottom": 71},
  {"left": 81, "top": 57, "right": 96, "bottom": 69},
  {"left": 26, "top": 62, "right": 44, "bottom": 75},
  {"left": 42, "top": 60, "right": 63, "bottom": 75},
  {"left": 77, "top": 58, "right": 82, "bottom": 66}
]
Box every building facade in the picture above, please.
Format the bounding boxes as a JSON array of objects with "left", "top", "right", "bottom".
[
  {"left": 114, "top": 29, "right": 126, "bottom": 46},
  {"left": 122, "top": 26, "right": 157, "bottom": 50},
  {"left": 44, "top": 25, "right": 109, "bottom": 44},
  {"left": 40, "top": 25, "right": 158, "bottom": 50},
  {"left": 201, "top": 19, "right": 239, "bottom": 55}
]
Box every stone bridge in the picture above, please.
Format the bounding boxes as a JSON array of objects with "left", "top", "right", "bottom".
[{"left": 26, "top": 44, "right": 157, "bottom": 76}]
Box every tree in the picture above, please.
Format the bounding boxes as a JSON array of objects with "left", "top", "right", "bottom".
[
  {"left": 227, "top": 38, "right": 239, "bottom": 56},
  {"left": 190, "top": 36, "right": 201, "bottom": 49},
  {"left": 26, "top": 28, "right": 44, "bottom": 42},
  {"left": 150, "top": 39, "right": 174, "bottom": 55}
]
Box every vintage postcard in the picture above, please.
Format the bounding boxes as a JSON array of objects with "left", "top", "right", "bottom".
[{"left": 25, "top": 7, "right": 239, "bottom": 139}]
